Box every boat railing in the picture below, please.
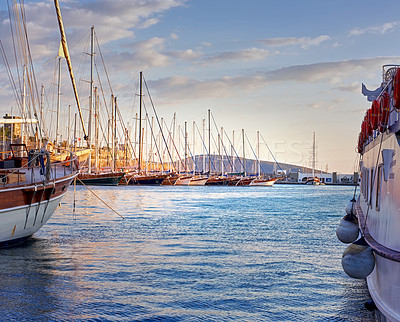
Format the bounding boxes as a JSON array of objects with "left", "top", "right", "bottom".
[
  {"left": 0, "top": 148, "right": 78, "bottom": 187},
  {"left": 382, "top": 64, "right": 400, "bottom": 84}
]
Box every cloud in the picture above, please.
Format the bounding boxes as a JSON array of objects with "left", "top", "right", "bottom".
[
  {"left": 204, "top": 48, "right": 270, "bottom": 64},
  {"left": 258, "top": 35, "right": 331, "bottom": 49},
  {"left": 334, "top": 82, "right": 360, "bottom": 93},
  {"left": 348, "top": 22, "right": 398, "bottom": 36},
  {"left": 148, "top": 57, "right": 396, "bottom": 103},
  {"left": 0, "top": 0, "right": 188, "bottom": 61},
  {"left": 168, "top": 49, "right": 202, "bottom": 60}
]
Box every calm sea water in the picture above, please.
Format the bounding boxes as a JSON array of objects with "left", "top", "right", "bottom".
[{"left": 0, "top": 184, "right": 376, "bottom": 321}]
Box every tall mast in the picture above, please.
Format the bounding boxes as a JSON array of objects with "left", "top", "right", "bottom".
[
  {"left": 39, "top": 85, "right": 44, "bottom": 135},
  {"left": 114, "top": 96, "right": 117, "bottom": 172},
  {"left": 111, "top": 94, "right": 114, "bottom": 169},
  {"left": 232, "top": 130, "right": 235, "bottom": 173},
  {"left": 138, "top": 71, "right": 143, "bottom": 173},
  {"left": 56, "top": 57, "right": 61, "bottom": 145},
  {"left": 193, "top": 121, "right": 195, "bottom": 175},
  {"left": 94, "top": 88, "right": 99, "bottom": 171},
  {"left": 257, "top": 130, "right": 260, "bottom": 179},
  {"left": 220, "top": 127, "right": 224, "bottom": 175},
  {"left": 202, "top": 119, "right": 205, "bottom": 173},
  {"left": 54, "top": 0, "right": 88, "bottom": 142},
  {"left": 242, "top": 129, "right": 246, "bottom": 176},
  {"left": 87, "top": 26, "right": 94, "bottom": 173},
  {"left": 208, "top": 109, "right": 211, "bottom": 174},
  {"left": 312, "top": 131, "right": 316, "bottom": 178},
  {"left": 184, "top": 121, "right": 188, "bottom": 173}
]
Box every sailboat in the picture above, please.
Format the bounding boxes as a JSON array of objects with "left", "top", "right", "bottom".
[
  {"left": 248, "top": 131, "right": 279, "bottom": 186},
  {"left": 0, "top": 0, "right": 79, "bottom": 246},
  {"left": 74, "top": 27, "right": 125, "bottom": 186},
  {"left": 128, "top": 72, "right": 170, "bottom": 185},
  {"left": 305, "top": 132, "right": 322, "bottom": 185}
]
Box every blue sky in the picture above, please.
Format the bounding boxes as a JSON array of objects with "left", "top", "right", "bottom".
[{"left": 1, "top": 0, "right": 400, "bottom": 173}]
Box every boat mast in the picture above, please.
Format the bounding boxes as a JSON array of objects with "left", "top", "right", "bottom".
[
  {"left": 138, "top": 71, "right": 143, "bottom": 173},
  {"left": 257, "top": 130, "right": 260, "bottom": 179},
  {"left": 202, "top": 119, "right": 205, "bottom": 173},
  {"left": 312, "top": 131, "right": 316, "bottom": 178},
  {"left": 220, "top": 127, "right": 224, "bottom": 175},
  {"left": 193, "top": 121, "right": 196, "bottom": 175},
  {"left": 56, "top": 56, "right": 61, "bottom": 146},
  {"left": 114, "top": 96, "right": 117, "bottom": 172},
  {"left": 208, "top": 109, "right": 211, "bottom": 174},
  {"left": 87, "top": 26, "right": 94, "bottom": 173},
  {"left": 94, "top": 88, "right": 99, "bottom": 171},
  {"left": 54, "top": 0, "right": 88, "bottom": 142},
  {"left": 184, "top": 121, "right": 188, "bottom": 173},
  {"left": 232, "top": 130, "right": 235, "bottom": 173},
  {"left": 242, "top": 129, "right": 246, "bottom": 176}
]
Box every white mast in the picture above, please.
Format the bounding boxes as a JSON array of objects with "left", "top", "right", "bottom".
[
  {"left": 257, "top": 130, "right": 260, "bottom": 179},
  {"left": 312, "top": 131, "right": 316, "bottom": 178},
  {"left": 193, "top": 121, "right": 196, "bottom": 175},
  {"left": 220, "top": 127, "right": 224, "bottom": 175},
  {"left": 202, "top": 119, "right": 205, "bottom": 173},
  {"left": 56, "top": 57, "right": 61, "bottom": 145}
]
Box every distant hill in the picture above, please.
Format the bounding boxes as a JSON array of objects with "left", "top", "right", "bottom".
[{"left": 174, "top": 154, "right": 321, "bottom": 175}]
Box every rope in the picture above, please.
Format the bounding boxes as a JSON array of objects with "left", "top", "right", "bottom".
[{"left": 76, "top": 177, "right": 125, "bottom": 219}]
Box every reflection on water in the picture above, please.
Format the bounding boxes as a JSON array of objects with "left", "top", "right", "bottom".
[{"left": 0, "top": 185, "right": 376, "bottom": 321}]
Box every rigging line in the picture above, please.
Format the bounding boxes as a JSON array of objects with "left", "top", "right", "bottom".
[
  {"left": 178, "top": 125, "right": 196, "bottom": 172},
  {"left": 245, "top": 132, "right": 259, "bottom": 168},
  {"left": 221, "top": 127, "right": 244, "bottom": 172},
  {"left": 159, "top": 116, "right": 182, "bottom": 172},
  {"left": 209, "top": 112, "right": 235, "bottom": 171},
  {"left": 259, "top": 133, "right": 284, "bottom": 172},
  {"left": 194, "top": 121, "right": 213, "bottom": 168},
  {"left": 94, "top": 31, "right": 113, "bottom": 95},
  {"left": 142, "top": 108, "right": 166, "bottom": 171},
  {"left": 143, "top": 75, "right": 178, "bottom": 172},
  {"left": 76, "top": 177, "right": 124, "bottom": 219},
  {"left": 8, "top": 0, "right": 22, "bottom": 98},
  {"left": 0, "top": 40, "right": 22, "bottom": 111}
]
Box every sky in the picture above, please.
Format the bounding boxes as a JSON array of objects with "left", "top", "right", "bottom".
[{"left": 1, "top": 0, "right": 400, "bottom": 173}]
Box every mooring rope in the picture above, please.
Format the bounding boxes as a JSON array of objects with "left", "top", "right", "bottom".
[{"left": 75, "top": 178, "right": 125, "bottom": 219}]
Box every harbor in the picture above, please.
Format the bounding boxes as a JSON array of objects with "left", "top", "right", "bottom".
[
  {"left": 1, "top": 0, "right": 400, "bottom": 320},
  {"left": 0, "top": 185, "right": 375, "bottom": 321}
]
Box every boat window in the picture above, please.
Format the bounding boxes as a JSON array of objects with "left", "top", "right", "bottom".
[
  {"left": 376, "top": 165, "right": 382, "bottom": 211},
  {"left": 364, "top": 169, "right": 369, "bottom": 202},
  {"left": 369, "top": 168, "right": 374, "bottom": 208}
]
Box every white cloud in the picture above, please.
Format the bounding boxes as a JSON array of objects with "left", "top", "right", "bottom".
[
  {"left": 348, "top": 22, "right": 398, "bottom": 36},
  {"left": 147, "top": 57, "right": 396, "bottom": 103},
  {"left": 258, "top": 35, "right": 331, "bottom": 49},
  {"left": 204, "top": 47, "right": 270, "bottom": 64}
]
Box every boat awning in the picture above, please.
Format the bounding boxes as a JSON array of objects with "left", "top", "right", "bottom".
[{"left": 0, "top": 119, "right": 38, "bottom": 124}]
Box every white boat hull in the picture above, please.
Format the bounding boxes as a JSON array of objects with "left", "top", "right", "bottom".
[
  {"left": 0, "top": 192, "right": 66, "bottom": 244},
  {"left": 188, "top": 177, "right": 208, "bottom": 186},
  {"left": 249, "top": 178, "right": 276, "bottom": 186},
  {"left": 357, "top": 131, "right": 400, "bottom": 320},
  {"left": 175, "top": 176, "right": 192, "bottom": 186}
]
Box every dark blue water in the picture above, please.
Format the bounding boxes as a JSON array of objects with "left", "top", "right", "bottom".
[{"left": 0, "top": 185, "right": 375, "bottom": 321}]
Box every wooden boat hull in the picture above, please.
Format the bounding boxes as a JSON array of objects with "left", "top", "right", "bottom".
[
  {"left": 129, "top": 174, "right": 169, "bottom": 185},
  {"left": 205, "top": 177, "right": 232, "bottom": 186},
  {"left": 77, "top": 172, "right": 125, "bottom": 186},
  {"left": 188, "top": 177, "right": 208, "bottom": 186},
  {"left": 249, "top": 178, "right": 277, "bottom": 186},
  {"left": 0, "top": 162, "right": 77, "bottom": 245},
  {"left": 175, "top": 176, "right": 192, "bottom": 186},
  {"left": 234, "top": 177, "right": 254, "bottom": 186}
]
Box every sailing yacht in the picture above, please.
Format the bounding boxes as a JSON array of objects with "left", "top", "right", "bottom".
[{"left": 0, "top": 0, "right": 79, "bottom": 246}]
